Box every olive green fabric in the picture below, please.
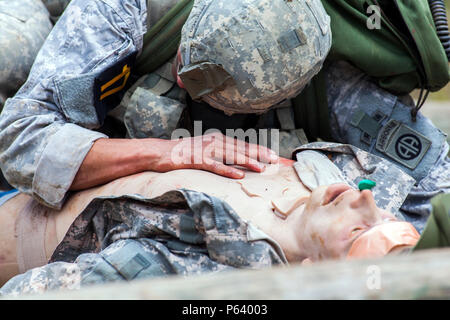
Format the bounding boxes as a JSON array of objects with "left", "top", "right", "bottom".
[
  {"left": 413, "top": 193, "right": 450, "bottom": 251},
  {"left": 294, "top": 0, "right": 450, "bottom": 141},
  {"left": 323, "top": 0, "right": 449, "bottom": 94},
  {"left": 292, "top": 66, "right": 332, "bottom": 142},
  {"left": 135, "top": 0, "right": 194, "bottom": 75}
]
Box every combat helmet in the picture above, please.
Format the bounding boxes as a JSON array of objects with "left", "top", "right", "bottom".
[{"left": 178, "top": 0, "right": 332, "bottom": 115}]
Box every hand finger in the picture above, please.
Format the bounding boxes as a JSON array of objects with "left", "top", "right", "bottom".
[
  {"left": 208, "top": 142, "right": 265, "bottom": 172},
  {"left": 232, "top": 154, "right": 266, "bottom": 172},
  {"left": 193, "top": 160, "right": 245, "bottom": 179},
  {"left": 247, "top": 142, "right": 278, "bottom": 164},
  {"left": 208, "top": 133, "right": 275, "bottom": 164},
  {"left": 224, "top": 138, "right": 278, "bottom": 164}
]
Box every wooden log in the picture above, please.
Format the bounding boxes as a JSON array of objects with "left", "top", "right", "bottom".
[{"left": 3, "top": 248, "right": 450, "bottom": 300}]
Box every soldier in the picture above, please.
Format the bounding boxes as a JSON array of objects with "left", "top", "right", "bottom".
[
  {"left": 0, "top": 0, "right": 329, "bottom": 210},
  {"left": 0, "top": 0, "right": 448, "bottom": 232}
]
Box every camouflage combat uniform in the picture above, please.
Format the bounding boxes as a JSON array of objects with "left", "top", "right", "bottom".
[
  {"left": 0, "top": 190, "right": 288, "bottom": 296},
  {"left": 324, "top": 61, "right": 450, "bottom": 232},
  {"left": 0, "top": 0, "right": 52, "bottom": 108},
  {"left": 0, "top": 0, "right": 71, "bottom": 108},
  {"left": 0, "top": 142, "right": 416, "bottom": 296}
]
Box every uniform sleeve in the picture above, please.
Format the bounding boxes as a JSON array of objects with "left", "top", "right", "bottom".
[
  {"left": 400, "top": 143, "right": 450, "bottom": 233},
  {"left": 324, "top": 60, "right": 450, "bottom": 232},
  {"left": 0, "top": 0, "right": 148, "bottom": 209}
]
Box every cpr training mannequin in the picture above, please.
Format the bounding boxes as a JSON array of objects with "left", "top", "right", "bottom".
[{"left": 0, "top": 158, "right": 419, "bottom": 286}]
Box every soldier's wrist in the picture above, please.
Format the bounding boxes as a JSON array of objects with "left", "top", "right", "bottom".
[{"left": 139, "top": 138, "right": 173, "bottom": 172}]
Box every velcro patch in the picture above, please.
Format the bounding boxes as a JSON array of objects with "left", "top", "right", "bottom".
[
  {"left": 350, "top": 109, "right": 383, "bottom": 145},
  {"left": 376, "top": 120, "right": 432, "bottom": 170},
  {"left": 93, "top": 51, "right": 138, "bottom": 125},
  {"left": 278, "top": 28, "right": 307, "bottom": 53}
]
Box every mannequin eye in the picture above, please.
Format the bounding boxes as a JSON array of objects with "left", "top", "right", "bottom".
[
  {"left": 351, "top": 227, "right": 364, "bottom": 235},
  {"left": 321, "top": 184, "right": 352, "bottom": 206}
]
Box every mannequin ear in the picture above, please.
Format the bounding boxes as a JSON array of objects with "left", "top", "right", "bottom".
[{"left": 301, "top": 258, "right": 313, "bottom": 266}]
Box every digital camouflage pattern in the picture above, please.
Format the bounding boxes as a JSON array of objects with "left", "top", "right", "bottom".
[
  {"left": 0, "top": 189, "right": 287, "bottom": 296},
  {"left": 122, "top": 71, "right": 187, "bottom": 140},
  {"left": 124, "top": 88, "right": 186, "bottom": 139},
  {"left": 325, "top": 61, "right": 447, "bottom": 183},
  {"left": 399, "top": 148, "right": 450, "bottom": 233},
  {"left": 0, "top": 0, "right": 328, "bottom": 209},
  {"left": 179, "top": 0, "right": 332, "bottom": 115},
  {"left": 0, "top": 0, "right": 448, "bottom": 298},
  {"left": 294, "top": 142, "right": 417, "bottom": 219},
  {"left": 325, "top": 61, "right": 450, "bottom": 232},
  {"left": 0, "top": 0, "right": 71, "bottom": 108},
  {"left": 0, "top": 0, "right": 53, "bottom": 107},
  {"left": 0, "top": 0, "right": 148, "bottom": 209}
]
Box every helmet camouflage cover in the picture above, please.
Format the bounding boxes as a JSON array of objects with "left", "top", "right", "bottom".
[{"left": 179, "top": 0, "right": 332, "bottom": 115}]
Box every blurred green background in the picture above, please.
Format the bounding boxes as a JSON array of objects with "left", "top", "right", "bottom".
[{"left": 425, "top": 0, "right": 449, "bottom": 102}]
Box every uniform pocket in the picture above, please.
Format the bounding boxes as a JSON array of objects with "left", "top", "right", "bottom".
[{"left": 124, "top": 86, "right": 186, "bottom": 139}]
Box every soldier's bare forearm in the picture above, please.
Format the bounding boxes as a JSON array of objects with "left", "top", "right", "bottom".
[
  {"left": 70, "top": 138, "right": 162, "bottom": 191},
  {"left": 70, "top": 133, "right": 277, "bottom": 191}
]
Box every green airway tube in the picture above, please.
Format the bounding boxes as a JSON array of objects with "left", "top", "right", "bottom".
[
  {"left": 135, "top": 0, "right": 195, "bottom": 76},
  {"left": 358, "top": 179, "right": 376, "bottom": 191}
]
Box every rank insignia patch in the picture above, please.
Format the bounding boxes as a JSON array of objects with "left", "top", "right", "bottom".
[{"left": 94, "top": 51, "right": 138, "bottom": 125}]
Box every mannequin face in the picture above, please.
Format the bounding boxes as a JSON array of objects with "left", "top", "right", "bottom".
[{"left": 296, "top": 183, "right": 397, "bottom": 261}]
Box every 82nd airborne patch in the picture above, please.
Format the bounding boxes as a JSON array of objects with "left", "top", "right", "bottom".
[{"left": 376, "top": 120, "right": 432, "bottom": 170}]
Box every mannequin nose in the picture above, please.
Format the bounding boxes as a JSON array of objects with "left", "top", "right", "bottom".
[{"left": 350, "top": 189, "right": 377, "bottom": 212}]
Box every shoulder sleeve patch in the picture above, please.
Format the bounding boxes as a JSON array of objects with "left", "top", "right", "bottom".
[{"left": 93, "top": 51, "right": 138, "bottom": 125}]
